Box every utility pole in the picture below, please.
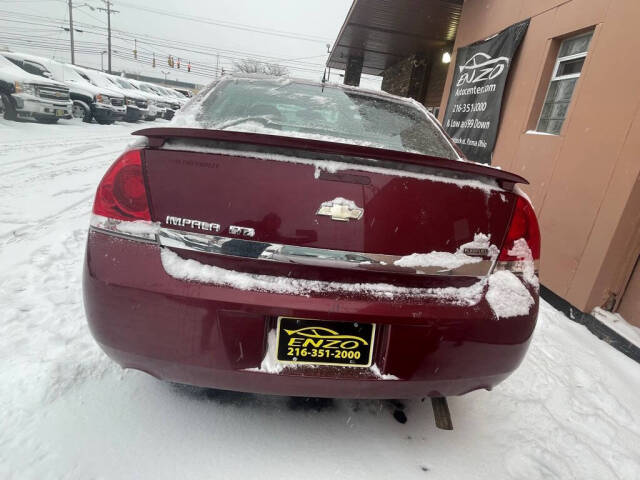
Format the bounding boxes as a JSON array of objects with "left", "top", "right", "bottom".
[
  {"left": 215, "top": 53, "right": 219, "bottom": 79},
  {"left": 68, "top": 0, "right": 75, "bottom": 64},
  {"left": 97, "top": 0, "right": 119, "bottom": 74}
]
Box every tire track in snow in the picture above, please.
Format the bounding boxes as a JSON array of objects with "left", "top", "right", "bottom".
[
  {"left": 0, "top": 133, "right": 134, "bottom": 157},
  {"left": 0, "top": 192, "right": 94, "bottom": 246},
  {"left": 0, "top": 147, "right": 125, "bottom": 178}
]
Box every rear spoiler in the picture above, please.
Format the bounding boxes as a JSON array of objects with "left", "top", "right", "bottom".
[{"left": 134, "top": 128, "right": 528, "bottom": 189}]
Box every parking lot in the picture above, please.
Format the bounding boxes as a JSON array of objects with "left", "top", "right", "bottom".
[{"left": 1, "top": 118, "right": 640, "bottom": 479}]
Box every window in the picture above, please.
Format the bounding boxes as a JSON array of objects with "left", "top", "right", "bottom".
[
  {"left": 22, "top": 60, "right": 50, "bottom": 78},
  {"left": 195, "top": 79, "right": 459, "bottom": 159},
  {"left": 537, "top": 32, "right": 593, "bottom": 134}
]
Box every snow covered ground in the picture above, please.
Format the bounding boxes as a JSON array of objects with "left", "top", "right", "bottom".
[{"left": 1, "top": 118, "right": 640, "bottom": 480}]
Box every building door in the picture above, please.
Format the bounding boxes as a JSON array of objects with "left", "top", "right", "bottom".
[{"left": 618, "top": 256, "right": 640, "bottom": 327}]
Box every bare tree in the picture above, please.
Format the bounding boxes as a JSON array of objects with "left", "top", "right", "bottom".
[{"left": 233, "top": 58, "right": 289, "bottom": 76}]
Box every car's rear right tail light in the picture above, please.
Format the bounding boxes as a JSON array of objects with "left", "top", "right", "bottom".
[
  {"left": 498, "top": 196, "right": 541, "bottom": 262},
  {"left": 92, "top": 149, "right": 151, "bottom": 222}
]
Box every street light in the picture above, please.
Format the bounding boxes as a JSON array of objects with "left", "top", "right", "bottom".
[{"left": 160, "top": 70, "right": 169, "bottom": 85}]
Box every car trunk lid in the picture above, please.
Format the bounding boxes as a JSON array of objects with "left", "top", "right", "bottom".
[{"left": 138, "top": 128, "right": 524, "bottom": 282}]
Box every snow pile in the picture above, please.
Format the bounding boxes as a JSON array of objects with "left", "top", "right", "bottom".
[
  {"left": 246, "top": 330, "right": 287, "bottom": 374},
  {"left": 486, "top": 270, "right": 535, "bottom": 319},
  {"left": 370, "top": 364, "right": 399, "bottom": 381},
  {"left": 394, "top": 233, "right": 498, "bottom": 270},
  {"left": 507, "top": 238, "right": 539, "bottom": 287},
  {"left": 113, "top": 219, "right": 161, "bottom": 236},
  {"left": 592, "top": 307, "right": 640, "bottom": 347},
  {"left": 321, "top": 196, "right": 360, "bottom": 209},
  {"left": 394, "top": 250, "right": 483, "bottom": 270},
  {"left": 161, "top": 248, "right": 485, "bottom": 305}
]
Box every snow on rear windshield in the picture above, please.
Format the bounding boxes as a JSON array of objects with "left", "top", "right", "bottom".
[{"left": 192, "top": 79, "right": 458, "bottom": 159}]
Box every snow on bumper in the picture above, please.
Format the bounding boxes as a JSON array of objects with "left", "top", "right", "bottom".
[
  {"left": 13, "top": 93, "right": 72, "bottom": 118},
  {"left": 83, "top": 229, "right": 539, "bottom": 398}
]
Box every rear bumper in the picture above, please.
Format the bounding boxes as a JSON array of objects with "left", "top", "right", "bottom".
[{"left": 83, "top": 229, "right": 538, "bottom": 398}]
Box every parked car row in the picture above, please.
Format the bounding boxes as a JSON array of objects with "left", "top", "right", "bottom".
[{"left": 0, "top": 51, "right": 189, "bottom": 124}]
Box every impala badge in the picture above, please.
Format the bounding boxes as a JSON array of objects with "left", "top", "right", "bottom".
[{"left": 316, "top": 198, "right": 363, "bottom": 222}]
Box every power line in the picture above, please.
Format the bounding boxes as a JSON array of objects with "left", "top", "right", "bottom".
[
  {"left": 0, "top": 12, "right": 327, "bottom": 69},
  {"left": 115, "top": 0, "right": 330, "bottom": 43},
  {"left": 0, "top": 9, "right": 329, "bottom": 80}
]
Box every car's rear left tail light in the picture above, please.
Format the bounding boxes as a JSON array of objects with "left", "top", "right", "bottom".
[
  {"left": 498, "top": 196, "right": 541, "bottom": 263},
  {"left": 92, "top": 149, "right": 151, "bottom": 222}
]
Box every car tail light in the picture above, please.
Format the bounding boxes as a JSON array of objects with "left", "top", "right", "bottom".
[
  {"left": 498, "top": 196, "right": 540, "bottom": 262},
  {"left": 92, "top": 149, "right": 151, "bottom": 221}
]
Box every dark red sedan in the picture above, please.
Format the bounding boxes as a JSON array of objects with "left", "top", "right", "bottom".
[{"left": 83, "top": 76, "right": 540, "bottom": 423}]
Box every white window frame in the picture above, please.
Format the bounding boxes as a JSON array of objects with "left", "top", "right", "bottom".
[
  {"left": 536, "top": 32, "right": 593, "bottom": 134},
  {"left": 550, "top": 33, "right": 592, "bottom": 81}
]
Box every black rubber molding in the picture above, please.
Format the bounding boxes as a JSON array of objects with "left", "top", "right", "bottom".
[{"left": 541, "top": 285, "right": 640, "bottom": 364}]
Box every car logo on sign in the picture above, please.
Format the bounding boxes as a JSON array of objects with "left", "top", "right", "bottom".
[{"left": 316, "top": 198, "right": 363, "bottom": 222}]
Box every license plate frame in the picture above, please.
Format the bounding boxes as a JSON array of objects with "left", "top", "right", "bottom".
[
  {"left": 55, "top": 109, "right": 65, "bottom": 117},
  {"left": 276, "top": 316, "right": 375, "bottom": 368}
]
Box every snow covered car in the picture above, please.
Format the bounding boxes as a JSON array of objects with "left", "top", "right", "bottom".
[
  {"left": 2, "top": 52, "right": 126, "bottom": 124},
  {"left": 107, "top": 76, "right": 160, "bottom": 121},
  {"left": 144, "top": 83, "right": 184, "bottom": 120},
  {"left": 173, "top": 87, "right": 192, "bottom": 98},
  {"left": 72, "top": 66, "right": 148, "bottom": 123},
  {"left": 83, "top": 76, "right": 540, "bottom": 421},
  {"left": 128, "top": 79, "right": 172, "bottom": 120},
  {"left": 0, "top": 54, "right": 72, "bottom": 123}
]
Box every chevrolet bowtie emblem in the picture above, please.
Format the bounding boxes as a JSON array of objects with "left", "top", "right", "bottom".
[{"left": 316, "top": 198, "right": 364, "bottom": 222}]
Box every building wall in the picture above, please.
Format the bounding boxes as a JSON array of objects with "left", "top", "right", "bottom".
[
  {"left": 381, "top": 54, "right": 429, "bottom": 101},
  {"left": 381, "top": 56, "right": 415, "bottom": 97},
  {"left": 438, "top": 0, "right": 640, "bottom": 321}
]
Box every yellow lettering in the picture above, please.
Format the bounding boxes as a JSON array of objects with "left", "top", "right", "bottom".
[
  {"left": 302, "top": 338, "right": 323, "bottom": 348},
  {"left": 288, "top": 337, "right": 303, "bottom": 347},
  {"left": 339, "top": 340, "right": 360, "bottom": 350}
]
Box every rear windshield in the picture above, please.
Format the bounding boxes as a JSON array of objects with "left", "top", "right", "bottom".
[{"left": 194, "top": 79, "right": 458, "bottom": 159}]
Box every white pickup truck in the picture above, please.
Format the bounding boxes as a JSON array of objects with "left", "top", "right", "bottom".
[
  {"left": 2, "top": 52, "right": 126, "bottom": 124},
  {"left": 0, "top": 54, "right": 72, "bottom": 123}
]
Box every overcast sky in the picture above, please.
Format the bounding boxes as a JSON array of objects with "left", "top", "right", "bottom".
[{"left": 0, "top": 0, "right": 382, "bottom": 89}]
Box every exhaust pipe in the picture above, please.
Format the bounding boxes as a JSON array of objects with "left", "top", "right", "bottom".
[{"left": 431, "top": 397, "right": 453, "bottom": 430}]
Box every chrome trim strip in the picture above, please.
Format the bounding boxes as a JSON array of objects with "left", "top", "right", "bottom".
[
  {"left": 90, "top": 214, "right": 158, "bottom": 243},
  {"left": 90, "top": 215, "right": 495, "bottom": 277},
  {"left": 156, "top": 227, "right": 494, "bottom": 278},
  {"left": 493, "top": 260, "right": 540, "bottom": 273}
]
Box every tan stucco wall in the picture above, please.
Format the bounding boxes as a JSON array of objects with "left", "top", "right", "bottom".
[{"left": 439, "top": 0, "right": 640, "bottom": 314}]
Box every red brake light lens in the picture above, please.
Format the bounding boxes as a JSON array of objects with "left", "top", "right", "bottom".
[
  {"left": 93, "top": 149, "right": 151, "bottom": 221},
  {"left": 498, "top": 196, "right": 540, "bottom": 261}
]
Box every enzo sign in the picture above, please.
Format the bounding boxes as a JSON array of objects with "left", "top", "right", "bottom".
[{"left": 443, "top": 19, "right": 530, "bottom": 164}]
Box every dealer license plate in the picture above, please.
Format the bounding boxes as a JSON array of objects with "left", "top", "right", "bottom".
[
  {"left": 55, "top": 109, "right": 65, "bottom": 117},
  {"left": 276, "top": 317, "right": 375, "bottom": 367}
]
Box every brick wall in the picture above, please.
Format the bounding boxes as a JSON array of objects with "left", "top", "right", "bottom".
[{"left": 381, "top": 56, "right": 415, "bottom": 97}]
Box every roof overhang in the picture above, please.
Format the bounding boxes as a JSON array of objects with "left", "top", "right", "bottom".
[{"left": 327, "top": 0, "right": 462, "bottom": 75}]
